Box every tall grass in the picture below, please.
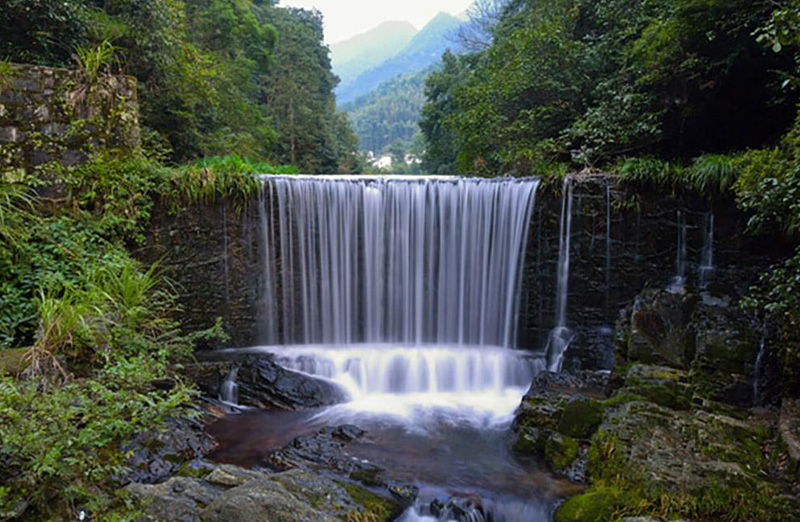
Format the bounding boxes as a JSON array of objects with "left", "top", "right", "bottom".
[
  {"left": 615, "top": 154, "right": 742, "bottom": 195},
  {"left": 168, "top": 154, "right": 297, "bottom": 207}
]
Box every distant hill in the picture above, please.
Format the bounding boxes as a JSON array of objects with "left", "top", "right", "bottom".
[
  {"left": 331, "top": 21, "right": 417, "bottom": 88},
  {"left": 336, "top": 12, "right": 465, "bottom": 105},
  {"left": 342, "top": 68, "right": 430, "bottom": 153}
]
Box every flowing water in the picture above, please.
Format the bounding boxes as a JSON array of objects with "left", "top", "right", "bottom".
[
  {"left": 670, "top": 210, "right": 688, "bottom": 290},
  {"left": 545, "top": 178, "right": 573, "bottom": 372},
  {"left": 258, "top": 176, "right": 539, "bottom": 347},
  {"left": 213, "top": 176, "right": 573, "bottom": 521},
  {"left": 699, "top": 211, "right": 715, "bottom": 289}
]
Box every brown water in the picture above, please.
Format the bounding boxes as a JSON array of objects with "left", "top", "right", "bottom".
[{"left": 208, "top": 407, "right": 576, "bottom": 522}]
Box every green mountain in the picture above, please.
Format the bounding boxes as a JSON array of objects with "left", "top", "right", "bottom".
[
  {"left": 336, "top": 12, "right": 464, "bottom": 105},
  {"left": 331, "top": 21, "right": 417, "bottom": 88},
  {"left": 342, "top": 68, "right": 430, "bottom": 154}
]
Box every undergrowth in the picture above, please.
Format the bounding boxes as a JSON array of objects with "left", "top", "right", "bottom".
[{"left": 614, "top": 153, "right": 743, "bottom": 196}]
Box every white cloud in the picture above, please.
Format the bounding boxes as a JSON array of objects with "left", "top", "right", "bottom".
[{"left": 279, "top": 0, "right": 474, "bottom": 44}]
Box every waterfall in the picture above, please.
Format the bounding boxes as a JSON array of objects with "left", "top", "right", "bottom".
[
  {"left": 753, "top": 334, "right": 766, "bottom": 406},
  {"left": 604, "top": 182, "right": 612, "bottom": 312},
  {"left": 259, "top": 176, "right": 539, "bottom": 348},
  {"left": 546, "top": 177, "right": 573, "bottom": 371},
  {"left": 699, "top": 211, "right": 715, "bottom": 289},
  {"left": 671, "top": 211, "right": 688, "bottom": 290},
  {"left": 272, "top": 344, "right": 543, "bottom": 397},
  {"left": 220, "top": 367, "right": 239, "bottom": 405}
]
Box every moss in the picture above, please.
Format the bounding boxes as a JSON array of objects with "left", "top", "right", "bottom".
[
  {"left": 342, "top": 482, "right": 402, "bottom": 522},
  {"left": 601, "top": 392, "right": 646, "bottom": 410},
  {"left": 512, "top": 432, "right": 538, "bottom": 453},
  {"left": 545, "top": 434, "right": 579, "bottom": 471},
  {"left": 175, "top": 460, "right": 212, "bottom": 479},
  {"left": 349, "top": 467, "right": 384, "bottom": 487},
  {"left": 554, "top": 487, "right": 624, "bottom": 522},
  {"left": 557, "top": 399, "right": 603, "bottom": 439}
]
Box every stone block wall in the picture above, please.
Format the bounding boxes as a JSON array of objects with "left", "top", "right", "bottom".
[{"left": 0, "top": 63, "right": 139, "bottom": 173}]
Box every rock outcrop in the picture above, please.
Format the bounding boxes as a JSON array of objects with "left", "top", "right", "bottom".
[
  {"left": 514, "top": 287, "right": 800, "bottom": 522},
  {"left": 128, "top": 465, "right": 403, "bottom": 522}
]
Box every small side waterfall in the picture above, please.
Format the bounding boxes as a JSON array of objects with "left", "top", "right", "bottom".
[
  {"left": 672, "top": 211, "right": 688, "bottom": 288},
  {"left": 699, "top": 211, "right": 715, "bottom": 289},
  {"left": 753, "top": 335, "right": 766, "bottom": 406},
  {"left": 220, "top": 367, "right": 239, "bottom": 405},
  {"left": 604, "top": 182, "right": 612, "bottom": 311},
  {"left": 546, "top": 177, "right": 574, "bottom": 371},
  {"left": 259, "top": 176, "right": 539, "bottom": 348}
]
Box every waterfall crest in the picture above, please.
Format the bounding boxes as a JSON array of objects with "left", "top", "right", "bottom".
[{"left": 258, "top": 176, "right": 540, "bottom": 348}]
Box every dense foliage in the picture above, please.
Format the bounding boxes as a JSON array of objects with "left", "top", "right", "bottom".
[
  {"left": 342, "top": 69, "right": 428, "bottom": 155},
  {"left": 0, "top": 0, "right": 358, "bottom": 172},
  {"left": 421, "top": 0, "right": 798, "bottom": 175},
  {"left": 0, "top": 149, "right": 294, "bottom": 519}
]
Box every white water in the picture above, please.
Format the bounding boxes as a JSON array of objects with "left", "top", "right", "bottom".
[
  {"left": 546, "top": 178, "right": 574, "bottom": 372},
  {"left": 220, "top": 367, "right": 239, "bottom": 405},
  {"left": 236, "top": 344, "right": 544, "bottom": 423},
  {"left": 753, "top": 335, "right": 766, "bottom": 406},
  {"left": 671, "top": 211, "right": 688, "bottom": 289},
  {"left": 699, "top": 211, "right": 715, "bottom": 289},
  {"left": 258, "top": 176, "right": 539, "bottom": 348}
]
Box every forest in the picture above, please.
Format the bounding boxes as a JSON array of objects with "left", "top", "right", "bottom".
[{"left": 0, "top": 0, "right": 360, "bottom": 172}]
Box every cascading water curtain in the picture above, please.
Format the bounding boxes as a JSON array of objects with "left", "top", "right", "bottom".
[{"left": 258, "top": 176, "right": 540, "bottom": 348}]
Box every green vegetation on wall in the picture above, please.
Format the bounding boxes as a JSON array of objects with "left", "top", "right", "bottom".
[{"left": 0, "top": 0, "right": 358, "bottom": 173}]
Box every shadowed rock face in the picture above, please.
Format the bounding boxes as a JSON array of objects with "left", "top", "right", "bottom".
[{"left": 184, "top": 354, "right": 348, "bottom": 410}]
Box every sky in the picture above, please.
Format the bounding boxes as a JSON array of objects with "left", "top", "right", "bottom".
[{"left": 280, "top": 0, "right": 474, "bottom": 44}]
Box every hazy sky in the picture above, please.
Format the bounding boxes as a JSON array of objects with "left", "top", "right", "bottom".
[{"left": 280, "top": 0, "right": 474, "bottom": 44}]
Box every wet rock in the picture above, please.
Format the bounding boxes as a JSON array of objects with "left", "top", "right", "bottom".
[
  {"left": 619, "top": 289, "right": 696, "bottom": 369},
  {"left": 184, "top": 354, "right": 347, "bottom": 410},
  {"left": 512, "top": 371, "right": 609, "bottom": 475},
  {"left": 266, "top": 425, "right": 417, "bottom": 503},
  {"left": 619, "top": 364, "right": 692, "bottom": 410},
  {"left": 267, "top": 425, "right": 365, "bottom": 473},
  {"left": 125, "top": 414, "right": 216, "bottom": 484},
  {"left": 689, "top": 299, "right": 760, "bottom": 408}
]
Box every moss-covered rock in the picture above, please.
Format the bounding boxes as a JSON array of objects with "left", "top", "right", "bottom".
[
  {"left": 623, "top": 289, "right": 696, "bottom": 369},
  {"left": 554, "top": 487, "right": 624, "bottom": 522},
  {"left": 544, "top": 433, "right": 580, "bottom": 472},
  {"left": 511, "top": 371, "right": 609, "bottom": 475},
  {"left": 619, "top": 364, "right": 692, "bottom": 410},
  {"left": 689, "top": 298, "right": 760, "bottom": 408}
]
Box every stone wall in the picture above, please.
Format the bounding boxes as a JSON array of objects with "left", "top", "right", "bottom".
[
  {"left": 517, "top": 175, "right": 785, "bottom": 371},
  {"left": 0, "top": 63, "right": 139, "bottom": 172},
  {"left": 139, "top": 176, "right": 785, "bottom": 360}
]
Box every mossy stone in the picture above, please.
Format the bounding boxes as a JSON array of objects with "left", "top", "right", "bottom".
[
  {"left": 554, "top": 487, "right": 623, "bottom": 522},
  {"left": 556, "top": 399, "right": 603, "bottom": 439},
  {"left": 342, "top": 482, "right": 402, "bottom": 522},
  {"left": 544, "top": 433, "right": 579, "bottom": 471}
]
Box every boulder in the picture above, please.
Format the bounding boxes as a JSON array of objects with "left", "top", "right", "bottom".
[
  {"left": 689, "top": 298, "right": 760, "bottom": 408},
  {"left": 512, "top": 371, "right": 609, "bottom": 475},
  {"left": 619, "top": 289, "right": 696, "bottom": 369},
  {"left": 266, "top": 424, "right": 417, "bottom": 503},
  {"left": 125, "top": 413, "right": 216, "bottom": 484},
  {"left": 128, "top": 465, "right": 403, "bottom": 522},
  {"left": 184, "top": 354, "right": 348, "bottom": 410}
]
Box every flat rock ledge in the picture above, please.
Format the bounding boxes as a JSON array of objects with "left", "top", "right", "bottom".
[{"left": 127, "top": 464, "right": 403, "bottom": 522}]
